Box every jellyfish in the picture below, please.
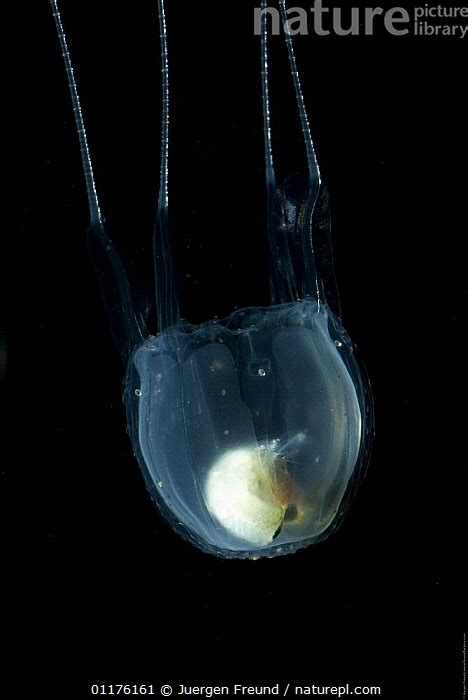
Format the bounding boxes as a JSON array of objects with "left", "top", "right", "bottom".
[{"left": 50, "top": 0, "right": 373, "bottom": 558}]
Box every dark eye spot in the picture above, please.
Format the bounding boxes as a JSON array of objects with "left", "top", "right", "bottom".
[{"left": 284, "top": 505, "right": 298, "bottom": 522}]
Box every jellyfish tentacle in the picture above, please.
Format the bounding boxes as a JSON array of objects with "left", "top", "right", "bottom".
[
  {"left": 262, "top": 1, "right": 340, "bottom": 311},
  {"left": 50, "top": 0, "right": 101, "bottom": 228},
  {"left": 261, "top": 1, "right": 276, "bottom": 195},
  {"left": 278, "top": 0, "right": 342, "bottom": 315},
  {"left": 155, "top": 0, "right": 179, "bottom": 333},
  {"left": 261, "top": 0, "right": 297, "bottom": 305},
  {"left": 279, "top": 0, "right": 341, "bottom": 318},
  {"left": 50, "top": 0, "right": 147, "bottom": 363},
  {"left": 277, "top": 0, "right": 322, "bottom": 306},
  {"left": 261, "top": 0, "right": 319, "bottom": 305},
  {"left": 278, "top": 0, "right": 320, "bottom": 186}
]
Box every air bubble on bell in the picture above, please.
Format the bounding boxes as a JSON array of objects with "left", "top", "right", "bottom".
[
  {"left": 248, "top": 359, "right": 270, "bottom": 377},
  {"left": 134, "top": 389, "right": 142, "bottom": 397},
  {"left": 334, "top": 340, "right": 343, "bottom": 347}
]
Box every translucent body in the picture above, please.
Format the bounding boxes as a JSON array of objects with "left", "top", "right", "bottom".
[
  {"left": 125, "top": 300, "right": 368, "bottom": 557},
  {"left": 51, "top": 0, "right": 373, "bottom": 558}
]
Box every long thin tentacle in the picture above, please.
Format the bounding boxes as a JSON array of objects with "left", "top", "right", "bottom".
[
  {"left": 50, "top": 0, "right": 102, "bottom": 227},
  {"left": 278, "top": 0, "right": 321, "bottom": 185},
  {"left": 261, "top": 0, "right": 325, "bottom": 306},
  {"left": 157, "top": 0, "right": 169, "bottom": 214},
  {"left": 261, "top": 1, "right": 298, "bottom": 304},
  {"left": 279, "top": 0, "right": 322, "bottom": 305},
  {"left": 50, "top": 0, "right": 147, "bottom": 362},
  {"left": 261, "top": 0, "right": 276, "bottom": 194},
  {"left": 154, "top": 0, "right": 179, "bottom": 331}
]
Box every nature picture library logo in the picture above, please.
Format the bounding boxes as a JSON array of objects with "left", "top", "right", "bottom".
[{"left": 254, "top": 2, "right": 468, "bottom": 39}]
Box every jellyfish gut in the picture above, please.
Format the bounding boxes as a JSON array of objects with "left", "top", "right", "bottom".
[{"left": 51, "top": 0, "right": 373, "bottom": 558}]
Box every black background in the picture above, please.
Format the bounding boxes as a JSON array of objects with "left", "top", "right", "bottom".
[{"left": 12, "top": 0, "right": 466, "bottom": 697}]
